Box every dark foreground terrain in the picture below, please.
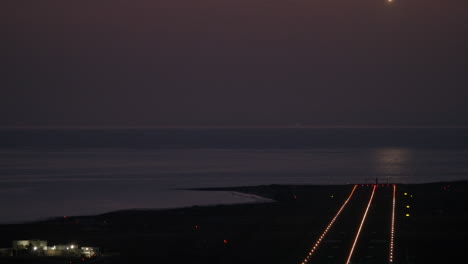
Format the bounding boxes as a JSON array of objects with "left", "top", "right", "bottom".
[{"left": 1, "top": 181, "right": 467, "bottom": 264}]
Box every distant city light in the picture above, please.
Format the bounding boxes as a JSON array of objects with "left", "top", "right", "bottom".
[
  {"left": 406, "top": 205, "right": 410, "bottom": 208},
  {"left": 406, "top": 214, "right": 410, "bottom": 217}
]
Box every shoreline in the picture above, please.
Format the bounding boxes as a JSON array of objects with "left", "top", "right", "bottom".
[
  {"left": 2, "top": 180, "right": 466, "bottom": 225},
  {"left": 0, "top": 190, "right": 275, "bottom": 225},
  {"left": 1, "top": 180, "right": 468, "bottom": 263}
]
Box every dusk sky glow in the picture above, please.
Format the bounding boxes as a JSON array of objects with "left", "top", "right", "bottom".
[{"left": 1, "top": 0, "right": 467, "bottom": 127}]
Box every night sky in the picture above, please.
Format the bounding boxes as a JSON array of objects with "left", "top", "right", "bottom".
[{"left": 1, "top": 0, "right": 467, "bottom": 127}]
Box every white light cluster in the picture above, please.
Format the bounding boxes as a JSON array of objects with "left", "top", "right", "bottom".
[
  {"left": 299, "top": 185, "right": 358, "bottom": 264},
  {"left": 389, "top": 184, "right": 396, "bottom": 263},
  {"left": 345, "top": 185, "right": 377, "bottom": 264}
]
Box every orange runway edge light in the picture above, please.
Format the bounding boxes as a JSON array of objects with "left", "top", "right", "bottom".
[
  {"left": 299, "top": 185, "right": 358, "bottom": 264},
  {"left": 345, "top": 185, "right": 377, "bottom": 264},
  {"left": 390, "top": 184, "right": 396, "bottom": 263}
]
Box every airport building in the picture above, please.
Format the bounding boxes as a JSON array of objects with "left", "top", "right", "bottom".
[{"left": 0, "top": 239, "right": 99, "bottom": 258}]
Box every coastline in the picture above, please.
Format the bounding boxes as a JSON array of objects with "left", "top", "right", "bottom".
[{"left": 1, "top": 180, "right": 467, "bottom": 263}]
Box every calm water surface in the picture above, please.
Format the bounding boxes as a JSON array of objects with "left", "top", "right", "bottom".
[{"left": 1, "top": 128, "right": 467, "bottom": 222}]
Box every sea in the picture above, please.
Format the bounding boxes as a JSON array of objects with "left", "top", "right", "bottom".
[{"left": 1, "top": 127, "right": 468, "bottom": 223}]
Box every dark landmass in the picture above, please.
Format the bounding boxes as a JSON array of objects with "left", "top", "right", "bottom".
[{"left": 1, "top": 181, "right": 467, "bottom": 263}]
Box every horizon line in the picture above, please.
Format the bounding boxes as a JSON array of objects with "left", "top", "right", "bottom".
[{"left": 1, "top": 124, "right": 468, "bottom": 130}]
